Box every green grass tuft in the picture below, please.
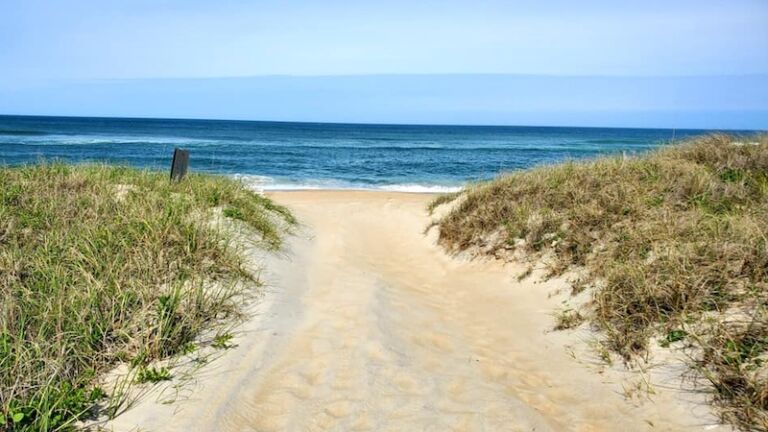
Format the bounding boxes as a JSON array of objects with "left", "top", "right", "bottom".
[
  {"left": 211, "top": 332, "right": 236, "bottom": 350},
  {"left": 135, "top": 367, "right": 172, "bottom": 384}
]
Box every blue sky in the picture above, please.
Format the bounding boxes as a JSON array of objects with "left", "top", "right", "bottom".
[{"left": 1, "top": 0, "right": 767, "bottom": 128}]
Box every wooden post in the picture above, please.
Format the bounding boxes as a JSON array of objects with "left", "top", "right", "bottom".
[{"left": 170, "top": 148, "right": 190, "bottom": 182}]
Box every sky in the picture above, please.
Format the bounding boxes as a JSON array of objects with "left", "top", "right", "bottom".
[{"left": 1, "top": 0, "right": 767, "bottom": 128}]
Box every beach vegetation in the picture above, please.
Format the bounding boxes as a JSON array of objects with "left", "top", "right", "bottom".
[
  {"left": 554, "top": 308, "right": 584, "bottom": 330},
  {"left": 211, "top": 332, "right": 236, "bottom": 350},
  {"left": 431, "top": 134, "right": 768, "bottom": 430},
  {"left": 135, "top": 367, "right": 172, "bottom": 384},
  {"left": 0, "top": 163, "right": 294, "bottom": 431}
]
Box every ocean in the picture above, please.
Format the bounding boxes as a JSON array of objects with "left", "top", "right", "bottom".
[{"left": 0, "top": 115, "right": 737, "bottom": 192}]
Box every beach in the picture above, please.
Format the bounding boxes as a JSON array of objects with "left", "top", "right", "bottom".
[
  {"left": 105, "top": 190, "right": 725, "bottom": 432},
  {"left": 3, "top": 1, "right": 766, "bottom": 428}
]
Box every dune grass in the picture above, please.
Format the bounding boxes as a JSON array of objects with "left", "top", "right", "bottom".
[
  {"left": 0, "top": 163, "right": 294, "bottom": 431},
  {"left": 432, "top": 134, "right": 768, "bottom": 430}
]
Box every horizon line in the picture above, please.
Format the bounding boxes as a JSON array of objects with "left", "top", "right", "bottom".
[{"left": 1, "top": 113, "right": 762, "bottom": 133}]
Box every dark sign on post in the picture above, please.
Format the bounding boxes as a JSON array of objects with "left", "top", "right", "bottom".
[{"left": 170, "top": 148, "right": 190, "bottom": 182}]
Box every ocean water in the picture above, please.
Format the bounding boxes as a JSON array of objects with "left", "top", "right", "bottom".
[{"left": 0, "top": 115, "right": 732, "bottom": 192}]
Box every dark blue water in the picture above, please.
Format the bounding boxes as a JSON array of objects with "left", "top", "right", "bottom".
[{"left": 0, "top": 115, "right": 734, "bottom": 191}]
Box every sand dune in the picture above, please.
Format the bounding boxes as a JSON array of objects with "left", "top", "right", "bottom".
[{"left": 105, "top": 191, "right": 726, "bottom": 432}]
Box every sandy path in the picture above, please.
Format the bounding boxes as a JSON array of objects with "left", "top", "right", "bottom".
[{"left": 106, "top": 191, "right": 725, "bottom": 432}]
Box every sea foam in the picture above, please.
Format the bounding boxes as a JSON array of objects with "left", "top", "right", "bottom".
[{"left": 233, "top": 174, "right": 462, "bottom": 194}]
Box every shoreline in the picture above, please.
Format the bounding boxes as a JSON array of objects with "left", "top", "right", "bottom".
[
  {"left": 249, "top": 184, "right": 462, "bottom": 194},
  {"left": 265, "top": 188, "right": 444, "bottom": 195},
  {"left": 264, "top": 188, "right": 446, "bottom": 194}
]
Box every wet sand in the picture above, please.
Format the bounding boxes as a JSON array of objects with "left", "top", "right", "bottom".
[{"left": 106, "top": 191, "right": 725, "bottom": 432}]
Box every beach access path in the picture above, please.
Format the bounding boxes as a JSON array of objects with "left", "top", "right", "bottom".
[{"left": 105, "top": 191, "right": 727, "bottom": 432}]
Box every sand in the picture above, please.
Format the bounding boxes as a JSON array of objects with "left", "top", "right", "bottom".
[{"left": 104, "top": 191, "right": 727, "bottom": 432}]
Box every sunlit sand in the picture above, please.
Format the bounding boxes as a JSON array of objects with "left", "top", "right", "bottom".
[{"left": 105, "top": 191, "right": 726, "bottom": 431}]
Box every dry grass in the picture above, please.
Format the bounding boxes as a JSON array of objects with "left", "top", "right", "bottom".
[
  {"left": 432, "top": 134, "right": 768, "bottom": 430},
  {"left": 0, "top": 163, "right": 294, "bottom": 431}
]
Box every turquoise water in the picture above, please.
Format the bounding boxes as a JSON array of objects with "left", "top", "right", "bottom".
[{"left": 0, "top": 115, "right": 738, "bottom": 192}]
